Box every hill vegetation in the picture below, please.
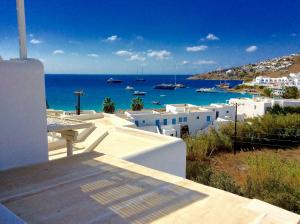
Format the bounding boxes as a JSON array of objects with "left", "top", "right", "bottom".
[
  {"left": 188, "top": 53, "right": 300, "bottom": 81},
  {"left": 185, "top": 113, "right": 300, "bottom": 214}
]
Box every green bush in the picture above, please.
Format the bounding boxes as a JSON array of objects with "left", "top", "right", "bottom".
[
  {"left": 268, "top": 104, "right": 300, "bottom": 115},
  {"left": 186, "top": 161, "right": 213, "bottom": 185},
  {"left": 263, "top": 88, "right": 272, "bottom": 97},
  {"left": 186, "top": 114, "right": 300, "bottom": 157},
  {"left": 283, "top": 86, "right": 300, "bottom": 99},
  {"left": 185, "top": 129, "right": 232, "bottom": 161}
]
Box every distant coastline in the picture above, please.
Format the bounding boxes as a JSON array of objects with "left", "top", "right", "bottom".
[{"left": 188, "top": 53, "right": 300, "bottom": 81}]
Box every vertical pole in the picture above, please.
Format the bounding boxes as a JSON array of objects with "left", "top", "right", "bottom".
[
  {"left": 16, "top": 0, "right": 27, "bottom": 59},
  {"left": 77, "top": 94, "right": 81, "bottom": 115},
  {"left": 74, "top": 91, "right": 83, "bottom": 115},
  {"left": 233, "top": 103, "right": 238, "bottom": 154}
]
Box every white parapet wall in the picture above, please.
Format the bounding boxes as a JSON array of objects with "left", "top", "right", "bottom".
[{"left": 0, "top": 59, "right": 48, "bottom": 170}]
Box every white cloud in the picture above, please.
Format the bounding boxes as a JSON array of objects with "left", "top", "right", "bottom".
[
  {"left": 128, "top": 54, "right": 146, "bottom": 61},
  {"left": 30, "top": 38, "right": 42, "bottom": 44},
  {"left": 115, "top": 50, "right": 145, "bottom": 61},
  {"left": 182, "top": 60, "right": 189, "bottom": 65},
  {"left": 87, "top": 53, "right": 99, "bottom": 58},
  {"left": 53, "top": 50, "right": 64, "bottom": 55},
  {"left": 115, "top": 50, "right": 133, "bottom": 56},
  {"left": 105, "top": 35, "right": 119, "bottom": 42},
  {"left": 291, "top": 33, "right": 297, "bottom": 37},
  {"left": 246, "top": 45, "right": 258, "bottom": 53},
  {"left": 186, "top": 45, "right": 208, "bottom": 52},
  {"left": 147, "top": 50, "right": 171, "bottom": 60},
  {"left": 206, "top": 33, "right": 219, "bottom": 41},
  {"left": 38, "top": 58, "right": 45, "bottom": 62},
  {"left": 195, "top": 60, "right": 216, "bottom": 65},
  {"left": 29, "top": 33, "right": 34, "bottom": 37}
]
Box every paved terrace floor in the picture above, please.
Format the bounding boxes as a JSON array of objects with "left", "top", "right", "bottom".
[{"left": 1, "top": 152, "right": 299, "bottom": 224}]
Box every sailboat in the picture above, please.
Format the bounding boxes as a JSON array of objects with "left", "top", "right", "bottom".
[
  {"left": 135, "top": 67, "right": 146, "bottom": 82},
  {"left": 174, "top": 74, "right": 186, "bottom": 88},
  {"left": 173, "top": 65, "right": 186, "bottom": 88}
]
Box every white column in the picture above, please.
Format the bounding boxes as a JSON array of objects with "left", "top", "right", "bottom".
[
  {"left": 16, "top": 0, "right": 27, "bottom": 59},
  {"left": 66, "top": 139, "right": 73, "bottom": 156},
  {"left": 60, "top": 130, "right": 78, "bottom": 157}
]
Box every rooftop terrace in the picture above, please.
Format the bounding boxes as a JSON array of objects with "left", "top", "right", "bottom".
[{"left": 1, "top": 152, "right": 298, "bottom": 223}]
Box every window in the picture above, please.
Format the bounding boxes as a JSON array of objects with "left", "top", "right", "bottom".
[
  {"left": 135, "top": 120, "right": 139, "bottom": 127},
  {"left": 226, "top": 111, "right": 229, "bottom": 113},
  {"left": 183, "top": 117, "right": 187, "bottom": 122},
  {"left": 216, "top": 111, "right": 219, "bottom": 119},
  {"left": 163, "top": 119, "right": 168, "bottom": 125},
  {"left": 254, "top": 105, "right": 257, "bottom": 110},
  {"left": 142, "top": 120, "right": 145, "bottom": 124},
  {"left": 196, "top": 116, "right": 199, "bottom": 120},
  {"left": 206, "top": 116, "right": 211, "bottom": 122},
  {"left": 179, "top": 117, "right": 183, "bottom": 122},
  {"left": 172, "top": 118, "right": 176, "bottom": 124}
]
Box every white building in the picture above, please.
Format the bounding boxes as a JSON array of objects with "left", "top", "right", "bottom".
[
  {"left": 290, "top": 73, "right": 300, "bottom": 89},
  {"left": 229, "top": 97, "right": 300, "bottom": 119},
  {"left": 124, "top": 103, "right": 236, "bottom": 137},
  {"left": 253, "top": 73, "right": 300, "bottom": 90},
  {"left": 254, "top": 76, "right": 289, "bottom": 86}
]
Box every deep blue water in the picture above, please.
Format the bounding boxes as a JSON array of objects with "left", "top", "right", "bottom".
[{"left": 45, "top": 74, "right": 251, "bottom": 111}]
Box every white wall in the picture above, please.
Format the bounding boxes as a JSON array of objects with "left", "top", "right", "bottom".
[
  {"left": 124, "top": 138, "right": 186, "bottom": 178},
  {"left": 0, "top": 59, "right": 48, "bottom": 170}
]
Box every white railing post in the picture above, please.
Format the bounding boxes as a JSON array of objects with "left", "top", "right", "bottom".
[{"left": 16, "top": 0, "right": 27, "bottom": 59}]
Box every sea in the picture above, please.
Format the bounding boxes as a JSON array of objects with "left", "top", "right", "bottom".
[{"left": 45, "top": 74, "right": 252, "bottom": 111}]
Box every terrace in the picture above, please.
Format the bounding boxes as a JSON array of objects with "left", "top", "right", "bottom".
[{"left": 1, "top": 152, "right": 299, "bottom": 224}]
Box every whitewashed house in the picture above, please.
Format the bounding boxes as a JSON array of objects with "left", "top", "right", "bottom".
[
  {"left": 229, "top": 97, "right": 300, "bottom": 119},
  {"left": 254, "top": 76, "right": 290, "bottom": 86},
  {"left": 125, "top": 103, "right": 236, "bottom": 137}
]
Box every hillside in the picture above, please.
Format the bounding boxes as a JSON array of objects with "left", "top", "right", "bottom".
[{"left": 188, "top": 53, "right": 300, "bottom": 81}]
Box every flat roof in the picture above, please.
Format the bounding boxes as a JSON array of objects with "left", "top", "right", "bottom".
[
  {"left": 75, "top": 115, "right": 181, "bottom": 159},
  {"left": 1, "top": 152, "right": 298, "bottom": 223},
  {"left": 47, "top": 116, "right": 92, "bottom": 132},
  {"left": 94, "top": 127, "right": 179, "bottom": 158}
]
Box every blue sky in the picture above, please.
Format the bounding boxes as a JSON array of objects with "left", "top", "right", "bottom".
[{"left": 0, "top": 0, "right": 300, "bottom": 74}]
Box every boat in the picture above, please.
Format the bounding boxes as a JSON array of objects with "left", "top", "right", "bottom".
[
  {"left": 174, "top": 74, "right": 186, "bottom": 88},
  {"left": 106, "top": 78, "right": 122, "bottom": 83},
  {"left": 133, "top": 91, "right": 147, "bottom": 96},
  {"left": 125, "top": 86, "right": 134, "bottom": 90},
  {"left": 175, "top": 83, "right": 186, "bottom": 88},
  {"left": 196, "top": 87, "right": 217, "bottom": 93},
  {"left": 216, "top": 80, "right": 230, "bottom": 89},
  {"left": 154, "top": 84, "right": 176, "bottom": 90},
  {"left": 152, "top": 101, "right": 161, "bottom": 105}
]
